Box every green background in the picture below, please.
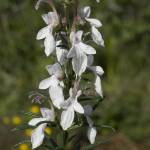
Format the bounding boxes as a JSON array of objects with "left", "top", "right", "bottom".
[{"left": 0, "top": 0, "right": 150, "bottom": 149}]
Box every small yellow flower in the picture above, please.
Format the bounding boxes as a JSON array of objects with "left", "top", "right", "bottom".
[
  {"left": 12, "top": 116, "right": 22, "bottom": 125},
  {"left": 30, "top": 105, "right": 40, "bottom": 114},
  {"left": 44, "top": 127, "right": 52, "bottom": 135},
  {"left": 2, "top": 117, "right": 10, "bottom": 125},
  {"left": 25, "top": 129, "right": 32, "bottom": 137},
  {"left": 18, "top": 144, "right": 29, "bottom": 150}
]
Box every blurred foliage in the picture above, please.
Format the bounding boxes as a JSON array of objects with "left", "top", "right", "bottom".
[{"left": 0, "top": 0, "right": 150, "bottom": 149}]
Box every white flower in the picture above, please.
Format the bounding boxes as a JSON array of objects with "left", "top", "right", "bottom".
[
  {"left": 96, "top": 0, "right": 100, "bottom": 3},
  {"left": 60, "top": 88, "right": 84, "bottom": 130},
  {"left": 36, "top": 12, "right": 59, "bottom": 56},
  {"left": 67, "top": 30, "right": 96, "bottom": 77},
  {"left": 79, "top": 6, "right": 91, "bottom": 20},
  {"left": 28, "top": 107, "right": 55, "bottom": 149},
  {"left": 39, "top": 63, "right": 64, "bottom": 109},
  {"left": 87, "top": 55, "right": 104, "bottom": 97},
  {"left": 84, "top": 105, "right": 97, "bottom": 144},
  {"left": 56, "top": 41, "right": 68, "bottom": 65},
  {"left": 80, "top": 6, "right": 104, "bottom": 46}
]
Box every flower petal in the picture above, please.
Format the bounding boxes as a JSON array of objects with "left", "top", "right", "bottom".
[
  {"left": 46, "top": 63, "right": 63, "bottom": 78},
  {"left": 72, "top": 48, "right": 87, "bottom": 76},
  {"left": 87, "top": 127, "right": 97, "bottom": 144},
  {"left": 60, "top": 98, "right": 73, "bottom": 109},
  {"left": 42, "top": 13, "right": 50, "bottom": 25},
  {"left": 77, "top": 90, "right": 82, "bottom": 98},
  {"left": 86, "top": 18, "right": 102, "bottom": 28},
  {"left": 39, "top": 77, "right": 53, "bottom": 89},
  {"left": 95, "top": 75, "right": 103, "bottom": 97},
  {"left": 70, "top": 31, "right": 83, "bottom": 44},
  {"left": 56, "top": 47, "right": 68, "bottom": 65},
  {"left": 36, "top": 26, "right": 49, "bottom": 40},
  {"left": 28, "top": 118, "right": 47, "bottom": 126},
  {"left": 42, "top": 12, "right": 59, "bottom": 27},
  {"left": 60, "top": 108, "right": 74, "bottom": 130},
  {"left": 40, "top": 108, "right": 55, "bottom": 122},
  {"left": 89, "top": 66, "right": 104, "bottom": 76},
  {"left": 74, "top": 101, "right": 84, "bottom": 114},
  {"left": 39, "top": 76, "right": 58, "bottom": 90},
  {"left": 49, "top": 85, "right": 64, "bottom": 109},
  {"left": 44, "top": 33, "right": 56, "bottom": 56},
  {"left": 31, "top": 124, "right": 47, "bottom": 149},
  {"left": 79, "top": 42, "right": 96, "bottom": 55},
  {"left": 67, "top": 46, "right": 76, "bottom": 58},
  {"left": 76, "top": 30, "right": 83, "bottom": 42},
  {"left": 92, "top": 26, "right": 104, "bottom": 46},
  {"left": 83, "top": 6, "right": 91, "bottom": 18},
  {"left": 70, "top": 31, "right": 75, "bottom": 44}
]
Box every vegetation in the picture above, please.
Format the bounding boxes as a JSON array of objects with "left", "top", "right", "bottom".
[{"left": 0, "top": 0, "right": 149, "bottom": 149}]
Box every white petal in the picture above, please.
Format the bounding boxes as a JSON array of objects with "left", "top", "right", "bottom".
[
  {"left": 84, "top": 105, "right": 93, "bottom": 116},
  {"left": 92, "top": 26, "right": 104, "bottom": 46},
  {"left": 87, "top": 127, "right": 97, "bottom": 144},
  {"left": 42, "top": 12, "right": 59, "bottom": 27},
  {"left": 36, "top": 26, "right": 49, "bottom": 40},
  {"left": 46, "top": 63, "right": 63, "bottom": 78},
  {"left": 28, "top": 118, "right": 47, "bottom": 126},
  {"left": 39, "top": 77, "right": 53, "bottom": 89},
  {"left": 72, "top": 50, "right": 87, "bottom": 76},
  {"left": 80, "top": 6, "right": 91, "bottom": 19},
  {"left": 83, "top": 6, "right": 91, "bottom": 18},
  {"left": 31, "top": 124, "right": 47, "bottom": 149},
  {"left": 46, "top": 63, "right": 62, "bottom": 75},
  {"left": 67, "top": 46, "right": 76, "bottom": 58},
  {"left": 70, "top": 31, "right": 83, "bottom": 44},
  {"left": 76, "top": 30, "right": 83, "bottom": 42},
  {"left": 40, "top": 108, "right": 55, "bottom": 122},
  {"left": 77, "top": 90, "right": 82, "bottom": 98},
  {"left": 49, "top": 85, "right": 64, "bottom": 109},
  {"left": 87, "top": 55, "right": 94, "bottom": 66},
  {"left": 59, "top": 81, "right": 65, "bottom": 88},
  {"left": 70, "top": 31, "right": 75, "bottom": 44},
  {"left": 73, "top": 101, "right": 84, "bottom": 114},
  {"left": 48, "top": 12, "right": 59, "bottom": 27},
  {"left": 56, "top": 47, "right": 68, "bottom": 65},
  {"left": 95, "top": 75, "right": 103, "bottom": 97},
  {"left": 96, "top": 0, "right": 100, "bottom": 3},
  {"left": 89, "top": 66, "right": 104, "bottom": 76},
  {"left": 69, "top": 88, "right": 73, "bottom": 97},
  {"left": 44, "top": 33, "right": 56, "bottom": 56},
  {"left": 60, "top": 98, "right": 73, "bottom": 109},
  {"left": 86, "top": 18, "right": 102, "bottom": 28},
  {"left": 42, "top": 13, "right": 50, "bottom": 25},
  {"left": 60, "top": 108, "right": 74, "bottom": 130},
  {"left": 78, "top": 42, "right": 96, "bottom": 55}
]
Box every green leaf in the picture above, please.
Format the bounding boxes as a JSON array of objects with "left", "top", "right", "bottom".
[{"left": 12, "top": 123, "right": 32, "bottom": 131}]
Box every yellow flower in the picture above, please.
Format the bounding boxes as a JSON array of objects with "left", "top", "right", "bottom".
[
  {"left": 18, "top": 144, "right": 29, "bottom": 150},
  {"left": 25, "top": 129, "right": 32, "bottom": 137},
  {"left": 30, "top": 105, "right": 40, "bottom": 114},
  {"left": 12, "top": 116, "right": 22, "bottom": 125},
  {"left": 44, "top": 127, "right": 52, "bottom": 135},
  {"left": 2, "top": 117, "right": 10, "bottom": 125}
]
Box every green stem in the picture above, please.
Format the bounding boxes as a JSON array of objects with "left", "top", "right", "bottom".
[{"left": 63, "top": 131, "right": 69, "bottom": 149}]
